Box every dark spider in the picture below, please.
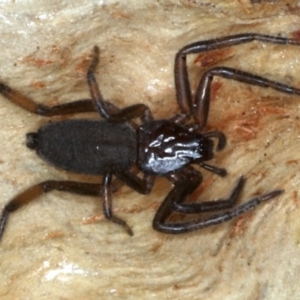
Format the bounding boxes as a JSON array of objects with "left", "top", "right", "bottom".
[{"left": 0, "top": 33, "right": 299, "bottom": 240}]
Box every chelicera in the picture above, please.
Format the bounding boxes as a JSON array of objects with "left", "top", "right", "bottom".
[{"left": 0, "top": 33, "right": 299, "bottom": 240}]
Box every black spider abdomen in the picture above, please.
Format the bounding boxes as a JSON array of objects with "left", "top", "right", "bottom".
[{"left": 27, "top": 119, "right": 137, "bottom": 175}]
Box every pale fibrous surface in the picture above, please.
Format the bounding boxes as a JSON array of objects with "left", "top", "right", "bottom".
[{"left": 0, "top": 1, "right": 300, "bottom": 299}]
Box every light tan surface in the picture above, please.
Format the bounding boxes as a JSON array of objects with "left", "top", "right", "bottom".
[{"left": 0, "top": 1, "right": 300, "bottom": 299}]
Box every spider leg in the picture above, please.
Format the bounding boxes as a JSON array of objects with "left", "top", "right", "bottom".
[
  {"left": 87, "top": 46, "right": 113, "bottom": 119},
  {"left": 102, "top": 172, "right": 134, "bottom": 236},
  {"left": 0, "top": 47, "right": 120, "bottom": 117},
  {"left": 87, "top": 46, "right": 154, "bottom": 124},
  {"left": 0, "top": 180, "right": 106, "bottom": 241},
  {"left": 109, "top": 103, "right": 154, "bottom": 123},
  {"left": 114, "top": 169, "right": 155, "bottom": 195},
  {"left": 194, "top": 66, "right": 300, "bottom": 129},
  {"left": 0, "top": 84, "right": 125, "bottom": 118},
  {"left": 0, "top": 83, "right": 144, "bottom": 132},
  {"left": 0, "top": 80, "right": 98, "bottom": 116},
  {"left": 172, "top": 175, "right": 244, "bottom": 213},
  {"left": 203, "top": 131, "right": 226, "bottom": 151},
  {"left": 174, "top": 33, "right": 300, "bottom": 126},
  {"left": 153, "top": 167, "right": 283, "bottom": 234},
  {"left": 0, "top": 45, "right": 121, "bottom": 117},
  {"left": 100, "top": 169, "right": 156, "bottom": 236},
  {"left": 199, "top": 162, "right": 227, "bottom": 177}
]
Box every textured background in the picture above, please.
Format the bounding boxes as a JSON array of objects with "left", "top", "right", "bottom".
[{"left": 0, "top": 1, "right": 300, "bottom": 299}]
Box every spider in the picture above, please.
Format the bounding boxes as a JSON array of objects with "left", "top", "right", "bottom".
[{"left": 0, "top": 33, "right": 299, "bottom": 239}]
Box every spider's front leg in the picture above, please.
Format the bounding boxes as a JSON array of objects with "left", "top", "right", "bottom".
[
  {"left": 174, "top": 33, "right": 300, "bottom": 129},
  {"left": 153, "top": 166, "right": 283, "bottom": 234}
]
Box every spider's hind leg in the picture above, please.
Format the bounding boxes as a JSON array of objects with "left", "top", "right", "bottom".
[
  {"left": 0, "top": 82, "right": 99, "bottom": 116},
  {"left": 0, "top": 180, "right": 104, "bottom": 242},
  {"left": 0, "top": 46, "right": 120, "bottom": 117}
]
